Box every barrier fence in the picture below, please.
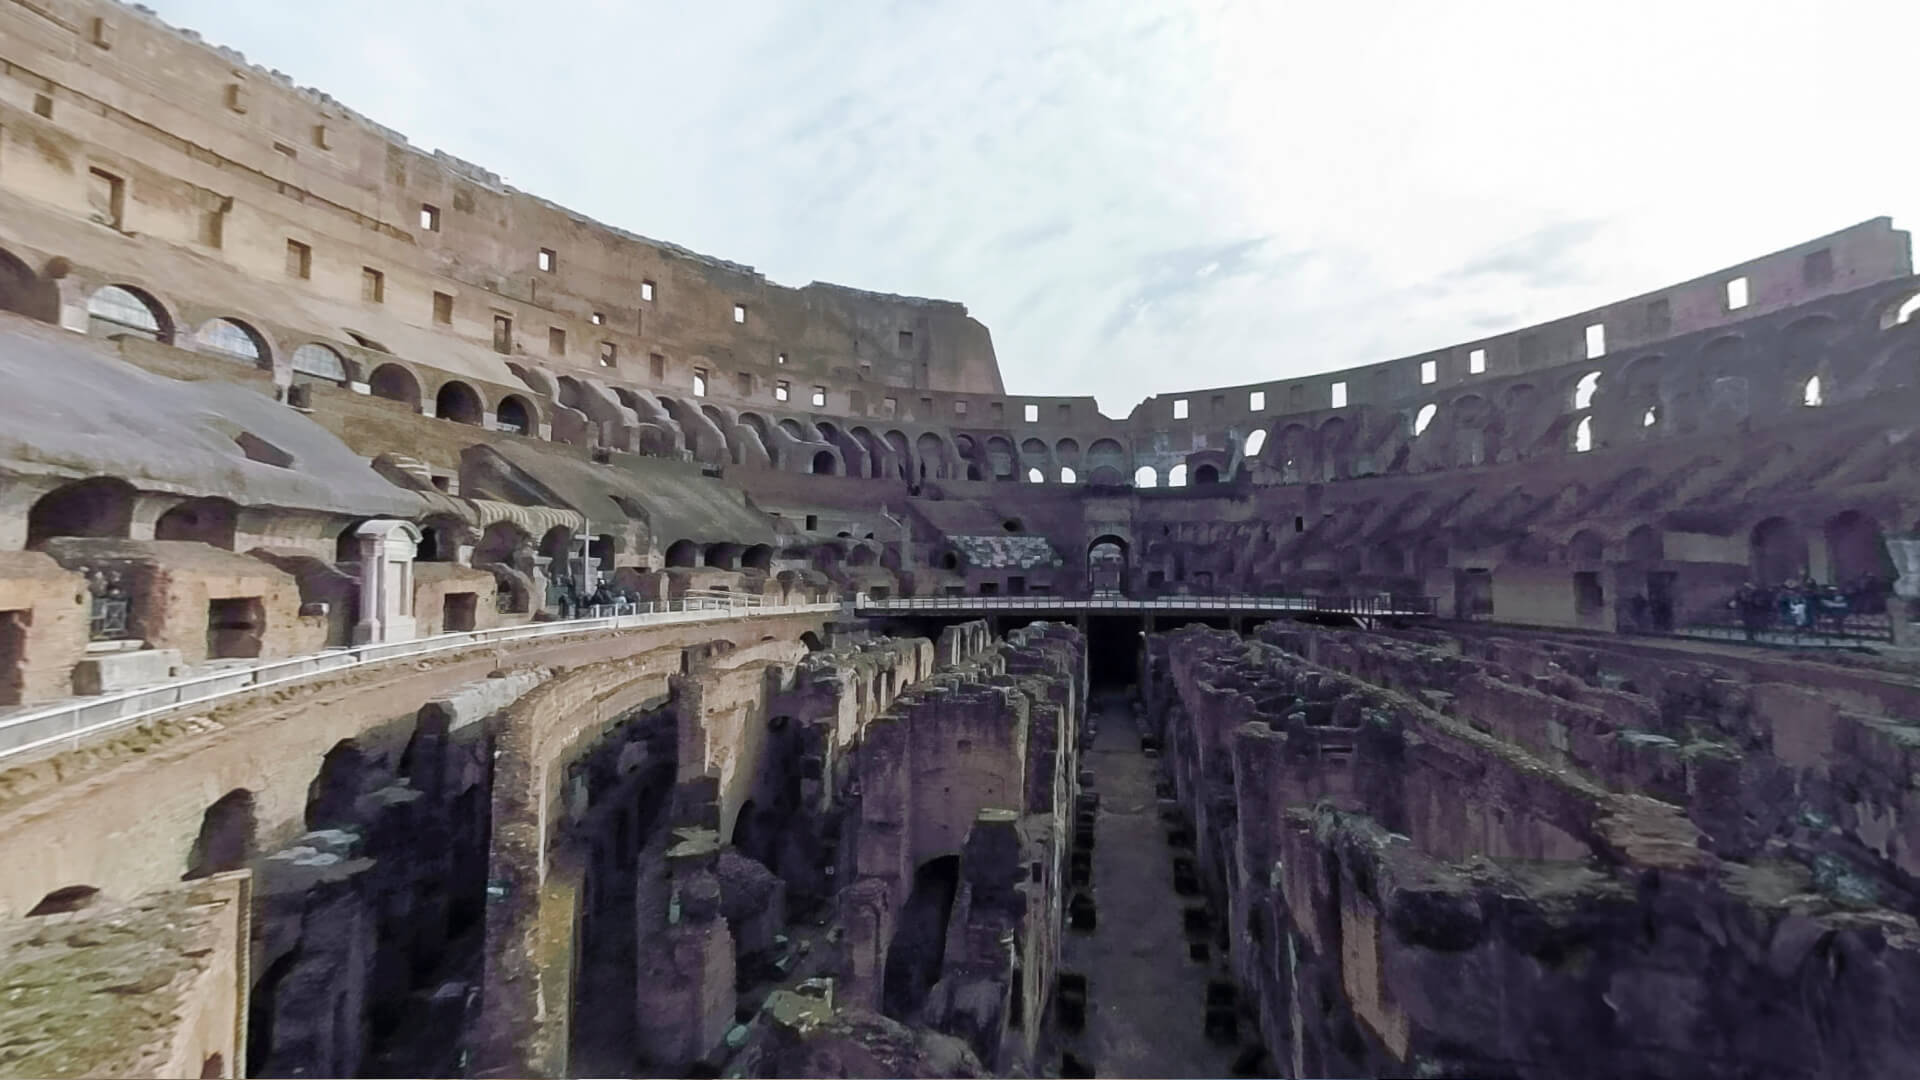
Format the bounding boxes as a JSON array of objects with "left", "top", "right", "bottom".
[
  {"left": 0, "top": 595, "right": 837, "bottom": 763},
  {"left": 854, "top": 593, "right": 1439, "bottom": 616}
]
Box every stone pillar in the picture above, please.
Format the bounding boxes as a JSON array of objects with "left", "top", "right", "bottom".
[
  {"left": 353, "top": 520, "right": 421, "bottom": 644},
  {"left": 1885, "top": 538, "right": 1920, "bottom": 647}
]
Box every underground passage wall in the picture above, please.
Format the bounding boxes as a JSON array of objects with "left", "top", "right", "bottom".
[{"left": 1142, "top": 621, "right": 1920, "bottom": 1079}]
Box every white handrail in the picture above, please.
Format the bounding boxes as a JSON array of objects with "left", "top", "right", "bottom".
[
  {"left": 851, "top": 594, "right": 1435, "bottom": 615},
  {"left": 0, "top": 599, "right": 840, "bottom": 763}
]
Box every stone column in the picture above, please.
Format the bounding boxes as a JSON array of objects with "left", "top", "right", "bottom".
[
  {"left": 1883, "top": 537, "right": 1920, "bottom": 647},
  {"left": 353, "top": 520, "right": 421, "bottom": 644}
]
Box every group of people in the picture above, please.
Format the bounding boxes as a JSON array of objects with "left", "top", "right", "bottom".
[
  {"left": 547, "top": 574, "right": 642, "bottom": 619},
  {"left": 1730, "top": 574, "right": 1889, "bottom": 640}
]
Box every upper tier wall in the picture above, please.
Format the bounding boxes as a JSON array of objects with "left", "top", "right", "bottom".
[
  {"left": 0, "top": 0, "right": 1006, "bottom": 397},
  {"left": 0, "top": 0, "right": 1915, "bottom": 488}
]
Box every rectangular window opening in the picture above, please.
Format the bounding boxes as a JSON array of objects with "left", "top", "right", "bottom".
[
  {"left": 419, "top": 203, "right": 440, "bottom": 232},
  {"left": 775, "top": 380, "right": 790, "bottom": 402},
  {"left": 590, "top": 311, "right": 605, "bottom": 326},
  {"left": 285, "top": 239, "right": 312, "bottom": 280},
  {"left": 883, "top": 396, "right": 898, "bottom": 417},
  {"left": 1249, "top": 390, "right": 1266, "bottom": 411},
  {"left": 1468, "top": 348, "right": 1486, "bottom": 374},
  {"left": 1420, "top": 358, "right": 1437, "bottom": 385},
  {"left": 548, "top": 326, "right": 566, "bottom": 356},
  {"left": 899, "top": 329, "right": 914, "bottom": 349},
  {"left": 811, "top": 386, "right": 826, "bottom": 408},
  {"left": 1584, "top": 322, "right": 1606, "bottom": 359},
  {"left": 649, "top": 353, "right": 666, "bottom": 380},
  {"left": 1173, "top": 398, "right": 1189, "bottom": 420},
  {"left": 1804, "top": 248, "right": 1834, "bottom": 287},
  {"left": 693, "top": 369, "right": 709, "bottom": 397},
  {"left": 954, "top": 399, "right": 969, "bottom": 416},
  {"left": 1330, "top": 381, "right": 1348, "bottom": 408},
  {"left": 599, "top": 341, "right": 617, "bottom": 368},
  {"left": 538, "top": 248, "right": 556, "bottom": 273},
  {"left": 32, "top": 93, "right": 53, "bottom": 119},
  {"left": 733, "top": 303, "right": 747, "bottom": 324},
  {"left": 1726, "top": 276, "right": 1749, "bottom": 310},
  {"left": 433, "top": 291, "right": 454, "bottom": 325},
  {"left": 492, "top": 313, "right": 513, "bottom": 354},
  {"left": 736, "top": 372, "right": 752, "bottom": 395},
  {"left": 776, "top": 352, "right": 788, "bottom": 365},
  {"left": 641, "top": 280, "right": 655, "bottom": 302},
  {"left": 361, "top": 266, "right": 385, "bottom": 304},
  {"left": 1024, "top": 403, "right": 1039, "bottom": 422},
  {"left": 87, "top": 167, "right": 125, "bottom": 229}
]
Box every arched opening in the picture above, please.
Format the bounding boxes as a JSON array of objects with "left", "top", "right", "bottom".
[
  {"left": 1573, "top": 371, "right": 1602, "bottom": 410},
  {"left": 474, "top": 521, "right": 531, "bottom": 567},
  {"left": 1167, "top": 463, "right": 1188, "bottom": 488},
  {"left": 664, "top": 539, "right": 699, "bottom": 568},
  {"left": 435, "top": 380, "right": 484, "bottom": 425},
  {"left": 86, "top": 284, "right": 171, "bottom": 342},
  {"left": 1193, "top": 464, "right": 1219, "bottom": 484},
  {"left": 799, "top": 630, "right": 825, "bottom": 652},
  {"left": 1889, "top": 292, "right": 1920, "bottom": 327},
  {"left": 184, "top": 789, "right": 256, "bottom": 880},
  {"left": 306, "top": 740, "right": 367, "bottom": 830},
  {"left": 367, "top": 364, "right": 421, "bottom": 411},
  {"left": 1088, "top": 535, "right": 1128, "bottom": 595},
  {"left": 155, "top": 497, "right": 239, "bottom": 550},
  {"left": 1624, "top": 525, "right": 1662, "bottom": 562},
  {"left": 26, "top": 885, "right": 101, "bottom": 916},
  {"left": 1027, "top": 467, "right": 1045, "bottom": 483},
  {"left": 880, "top": 855, "right": 962, "bottom": 1020},
  {"left": 496, "top": 395, "right": 533, "bottom": 435},
  {"left": 1133, "top": 466, "right": 1158, "bottom": 489},
  {"left": 811, "top": 450, "right": 838, "bottom": 475},
  {"left": 27, "top": 477, "right": 135, "bottom": 548},
  {"left": 1573, "top": 416, "right": 1594, "bottom": 453},
  {"left": 290, "top": 343, "right": 348, "bottom": 382},
  {"left": 742, "top": 544, "right": 773, "bottom": 571},
  {"left": 1802, "top": 375, "right": 1824, "bottom": 407},
  {"left": 197, "top": 317, "right": 269, "bottom": 368},
  {"left": 1568, "top": 530, "right": 1605, "bottom": 565},
  {"left": 1412, "top": 403, "right": 1437, "bottom": 436},
  {"left": 1750, "top": 517, "right": 1809, "bottom": 586},
  {"left": 1059, "top": 466, "right": 1078, "bottom": 483},
  {"left": 1824, "top": 510, "right": 1893, "bottom": 586},
  {"left": 703, "top": 542, "right": 741, "bottom": 570},
  {"left": 1243, "top": 429, "right": 1268, "bottom": 456}
]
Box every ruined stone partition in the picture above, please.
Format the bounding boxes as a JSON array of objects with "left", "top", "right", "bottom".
[
  {"left": 1145, "top": 622, "right": 1920, "bottom": 1079},
  {"left": 831, "top": 621, "right": 1085, "bottom": 1074}
]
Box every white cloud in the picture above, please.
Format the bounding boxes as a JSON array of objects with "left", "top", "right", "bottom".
[{"left": 156, "top": 0, "right": 1920, "bottom": 415}]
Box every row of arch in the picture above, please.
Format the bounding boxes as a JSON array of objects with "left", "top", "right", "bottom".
[{"left": 32, "top": 249, "right": 1920, "bottom": 492}]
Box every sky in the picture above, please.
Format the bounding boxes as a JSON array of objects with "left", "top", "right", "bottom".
[{"left": 156, "top": 0, "right": 1920, "bottom": 415}]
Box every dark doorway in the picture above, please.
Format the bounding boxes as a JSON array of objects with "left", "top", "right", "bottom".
[
  {"left": 185, "top": 789, "right": 255, "bottom": 879},
  {"left": 1087, "top": 616, "right": 1142, "bottom": 687},
  {"left": 1454, "top": 569, "right": 1493, "bottom": 618},
  {"left": 206, "top": 597, "right": 265, "bottom": 658},
  {"left": 1646, "top": 572, "right": 1677, "bottom": 631},
  {"left": 881, "top": 855, "right": 962, "bottom": 1020},
  {"left": 443, "top": 592, "right": 478, "bottom": 633}
]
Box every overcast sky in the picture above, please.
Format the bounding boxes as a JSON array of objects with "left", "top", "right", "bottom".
[{"left": 157, "top": 0, "right": 1920, "bottom": 415}]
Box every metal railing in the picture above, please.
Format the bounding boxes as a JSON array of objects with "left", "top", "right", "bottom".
[
  {"left": 854, "top": 593, "right": 1438, "bottom": 616},
  {"left": 0, "top": 595, "right": 838, "bottom": 763}
]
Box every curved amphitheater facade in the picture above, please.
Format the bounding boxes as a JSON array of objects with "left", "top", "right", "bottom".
[{"left": 4, "top": 3, "right": 1920, "bottom": 1078}]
